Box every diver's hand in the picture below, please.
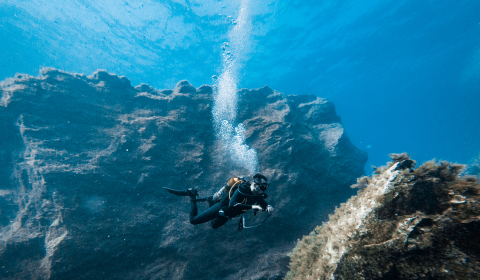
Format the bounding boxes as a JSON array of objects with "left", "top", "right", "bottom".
[
  {"left": 251, "top": 205, "right": 264, "bottom": 211},
  {"left": 266, "top": 205, "right": 274, "bottom": 213}
]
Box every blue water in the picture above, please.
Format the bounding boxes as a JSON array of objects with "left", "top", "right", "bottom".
[{"left": 1, "top": 0, "right": 479, "bottom": 172}]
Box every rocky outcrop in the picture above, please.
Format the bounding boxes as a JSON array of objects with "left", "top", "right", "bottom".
[
  {"left": 286, "top": 153, "right": 480, "bottom": 280},
  {"left": 0, "top": 68, "right": 366, "bottom": 280}
]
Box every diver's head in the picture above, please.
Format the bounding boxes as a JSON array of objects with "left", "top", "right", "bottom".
[{"left": 251, "top": 173, "right": 268, "bottom": 194}]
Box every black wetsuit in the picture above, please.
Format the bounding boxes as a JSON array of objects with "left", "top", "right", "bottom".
[{"left": 190, "top": 181, "right": 268, "bottom": 229}]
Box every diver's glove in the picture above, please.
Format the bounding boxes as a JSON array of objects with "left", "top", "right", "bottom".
[
  {"left": 266, "top": 205, "right": 274, "bottom": 213},
  {"left": 251, "top": 205, "right": 264, "bottom": 211}
]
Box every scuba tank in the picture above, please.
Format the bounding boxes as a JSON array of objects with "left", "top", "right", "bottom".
[{"left": 211, "top": 176, "right": 245, "bottom": 204}]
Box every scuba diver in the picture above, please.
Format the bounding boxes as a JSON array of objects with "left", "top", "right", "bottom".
[{"left": 165, "top": 174, "right": 274, "bottom": 229}]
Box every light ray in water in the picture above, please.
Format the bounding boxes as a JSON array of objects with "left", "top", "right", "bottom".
[{"left": 213, "top": 0, "right": 258, "bottom": 174}]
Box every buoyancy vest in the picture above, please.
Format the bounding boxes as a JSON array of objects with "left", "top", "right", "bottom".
[{"left": 221, "top": 181, "right": 268, "bottom": 218}]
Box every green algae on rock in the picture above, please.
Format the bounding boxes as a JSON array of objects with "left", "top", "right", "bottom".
[{"left": 286, "top": 153, "right": 480, "bottom": 280}]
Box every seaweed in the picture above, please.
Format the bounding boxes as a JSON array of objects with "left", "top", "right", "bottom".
[{"left": 285, "top": 156, "right": 480, "bottom": 280}]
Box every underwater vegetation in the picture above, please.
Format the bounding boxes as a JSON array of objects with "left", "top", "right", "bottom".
[{"left": 286, "top": 153, "right": 480, "bottom": 280}]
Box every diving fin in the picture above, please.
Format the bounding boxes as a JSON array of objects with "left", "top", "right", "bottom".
[{"left": 164, "top": 187, "right": 198, "bottom": 197}]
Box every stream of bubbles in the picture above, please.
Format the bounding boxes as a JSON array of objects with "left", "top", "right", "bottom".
[{"left": 212, "top": 0, "right": 258, "bottom": 174}]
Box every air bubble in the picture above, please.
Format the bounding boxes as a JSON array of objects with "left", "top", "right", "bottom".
[{"left": 212, "top": 0, "right": 256, "bottom": 174}]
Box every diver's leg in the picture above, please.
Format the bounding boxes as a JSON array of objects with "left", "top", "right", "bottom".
[
  {"left": 207, "top": 196, "right": 215, "bottom": 207},
  {"left": 190, "top": 199, "right": 198, "bottom": 220},
  {"left": 190, "top": 203, "right": 222, "bottom": 225},
  {"left": 211, "top": 216, "right": 229, "bottom": 229}
]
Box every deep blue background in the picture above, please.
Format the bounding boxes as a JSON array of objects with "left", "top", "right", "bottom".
[{"left": 1, "top": 0, "right": 479, "bottom": 172}]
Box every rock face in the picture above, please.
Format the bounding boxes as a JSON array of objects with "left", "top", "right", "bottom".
[
  {"left": 0, "top": 68, "right": 367, "bottom": 280},
  {"left": 286, "top": 153, "right": 480, "bottom": 280}
]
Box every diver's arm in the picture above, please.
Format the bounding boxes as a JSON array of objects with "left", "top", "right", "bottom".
[
  {"left": 251, "top": 205, "right": 263, "bottom": 211},
  {"left": 228, "top": 189, "right": 242, "bottom": 207},
  {"left": 256, "top": 198, "right": 274, "bottom": 212},
  {"left": 228, "top": 189, "right": 252, "bottom": 209},
  {"left": 257, "top": 197, "right": 268, "bottom": 210},
  {"left": 232, "top": 203, "right": 254, "bottom": 210}
]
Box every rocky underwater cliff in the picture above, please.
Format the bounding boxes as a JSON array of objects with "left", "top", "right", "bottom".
[
  {"left": 0, "top": 69, "right": 367, "bottom": 280},
  {"left": 286, "top": 153, "right": 480, "bottom": 279}
]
